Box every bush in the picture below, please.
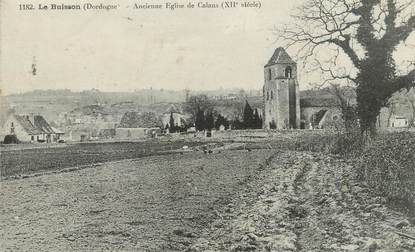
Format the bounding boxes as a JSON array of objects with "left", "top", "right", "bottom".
[
  {"left": 358, "top": 132, "right": 415, "bottom": 210},
  {"left": 330, "top": 130, "right": 365, "bottom": 157},
  {"left": 3, "top": 135, "right": 19, "bottom": 144},
  {"left": 291, "top": 129, "right": 364, "bottom": 156},
  {"left": 293, "top": 134, "right": 335, "bottom": 153}
]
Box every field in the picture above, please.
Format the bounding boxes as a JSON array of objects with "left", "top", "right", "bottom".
[
  {"left": 0, "top": 141, "right": 205, "bottom": 177},
  {"left": 1, "top": 132, "right": 415, "bottom": 251},
  {"left": 0, "top": 149, "right": 274, "bottom": 251}
]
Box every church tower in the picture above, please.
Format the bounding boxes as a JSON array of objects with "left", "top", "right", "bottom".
[{"left": 263, "top": 47, "right": 300, "bottom": 129}]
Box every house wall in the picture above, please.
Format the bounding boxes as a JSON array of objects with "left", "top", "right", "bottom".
[
  {"left": 1, "top": 115, "right": 36, "bottom": 142},
  {"left": 391, "top": 118, "right": 408, "bottom": 128},
  {"left": 114, "top": 128, "right": 159, "bottom": 139},
  {"left": 40, "top": 133, "right": 57, "bottom": 143},
  {"left": 301, "top": 107, "right": 342, "bottom": 129},
  {"left": 377, "top": 108, "right": 409, "bottom": 128},
  {"left": 161, "top": 113, "right": 184, "bottom": 128}
]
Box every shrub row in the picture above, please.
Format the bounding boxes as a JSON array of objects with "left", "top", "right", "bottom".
[
  {"left": 291, "top": 130, "right": 414, "bottom": 211},
  {"left": 357, "top": 132, "right": 415, "bottom": 210}
]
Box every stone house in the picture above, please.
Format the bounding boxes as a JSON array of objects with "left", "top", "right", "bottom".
[
  {"left": 161, "top": 104, "right": 187, "bottom": 128},
  {"left": 1, "top": 114, "right": 64, "bottom": 143},
  {"left": 390, "top": 116, "right": 409, "bottom": 128},
  {"left": 300, "top": 97, "right": 343, "bottom": 129},
  {"left": 115, "top": 112, "right": 161, "bottom": 139}
]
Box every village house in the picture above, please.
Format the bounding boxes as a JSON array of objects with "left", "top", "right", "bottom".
[
  {"left": 212, "top": 94, "right": 239, "bottom": 101},
  {"left": 1, "top": 114, "right": 64, "bottom": 143},
  {"left": 390, "top": 116, "right": 409, "bottom": 128},
  {"left": 300, "top": 96, "right": 343, "bottom": 129},
  {"left": 115, "top": 112, "right": 161, "bottom": 139},
  {"left": 161, "top": 104, "right": 187, "bottom": 128}
]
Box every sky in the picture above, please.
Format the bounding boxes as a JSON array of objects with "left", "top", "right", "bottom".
[{"left": 0, "top": 0, "right": 414, "bottom": 95}]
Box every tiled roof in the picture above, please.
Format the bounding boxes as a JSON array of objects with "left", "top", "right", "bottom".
[
  {"left": 34, "top": 115, "right": 55, "bottom": 134},
  {"left": 51, "top": 126, "right": 65, "bottom": 134},
  {"left": 300, "top": 97, "right": 339, "bottom": 108},
  {"left": 164, "top": 104, "right": 183, "bottom": 114},
  {"left": 14, "top": 115, "right": 42, "bottom": 135},
  {"left": 119, "top": 112, "right": 161, "bottom": 128},
  {"left": 13, "top": 115, "right": 58, "bottom": 135},
  {"left": 265, "top": 47, "right": 296, "bottom": 67}
]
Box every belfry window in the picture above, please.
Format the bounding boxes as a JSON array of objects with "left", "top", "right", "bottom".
[
  {"left": 271, "top": 91, "right": 274, "bottom": 100},
  {"left": 285, "top": 66, "right": 292, "bottom": 78},
  {"left": 268, "top": 69, "right": 272, "bottom": 80},
  {"left": 267, "top": 91, "right": 269, "bottom": 100}
]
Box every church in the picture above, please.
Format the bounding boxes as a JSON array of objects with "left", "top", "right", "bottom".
[{"left": 263, "top": 47, "right": 301, "bottom": 129}]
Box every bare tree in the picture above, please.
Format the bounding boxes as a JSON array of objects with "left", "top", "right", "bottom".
[
  {"left": 328, "top": 84, "right": 358, "bottom": 130},
  {"left": 279, "top": 0, "right": 415, "bottom": 137},
  {"left": 183, "top": 94, "right": 214, "bottom": 124}
]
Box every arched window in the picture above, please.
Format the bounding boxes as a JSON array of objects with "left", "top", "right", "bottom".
[
  {"left": 267, "top": 91, "right": 269, "bottom": 100},
  {"left": 285, "top": 66, "right": 292, "bottom": 78},
  {"left": 268, "top": 69, "right": 272, "bottom": 80},
  {"left": 271, "top": 91, "right": 274, "bottom": 99}
]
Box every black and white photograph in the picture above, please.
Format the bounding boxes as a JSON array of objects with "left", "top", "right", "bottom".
[{"left": 1, "top": 0, "right": 415, "bottom": 251}]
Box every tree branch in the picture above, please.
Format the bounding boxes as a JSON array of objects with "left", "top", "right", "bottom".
[
  {"left": 387, "top": 69, "right": 415, "bottom": 100},
  {"left": 319, "top": 63, "right": 357, "bottom": 83}
]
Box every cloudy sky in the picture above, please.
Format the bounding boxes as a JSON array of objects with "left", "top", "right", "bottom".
[{"left": 0, "top": 0, "right": 414, "bottom": 94}]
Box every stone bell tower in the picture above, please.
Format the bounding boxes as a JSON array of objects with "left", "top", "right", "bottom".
[{"left": 263, "top": 47, "right": 300, "bottom": 129}]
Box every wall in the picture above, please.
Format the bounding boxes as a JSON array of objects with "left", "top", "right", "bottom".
[
  {"left": 391, "top": 118, "right": 408, "bottom": 128},
  {"left": 301, "top": 107, "right": 342, "bottom": 129},
  {"left": 161, "top": 113, "right": 184, "bottom": 128},
  {"left": 115, "top": 128, "right": 145, "bottom": 139},
  {"left": 115, "top": 128, "right": 160, "bottom": 140},
  {"left": 377, "top": 108, "right": 410, "bottom": 128},
  {"left": 263, "top": 63, "right": 299, "bottom": 129},
  {"left": 1, "top": 115, "right": 35, "bottom": 142}
]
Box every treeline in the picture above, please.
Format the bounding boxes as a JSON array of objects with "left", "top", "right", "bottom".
[
  {"left": 171, "top": 96, "right": 263, "bottom": 132},
  {"left": 164, "top": 110, "right": 232, "bottom": 133},
  {"left": 166, "top": 95, "right": 264, "bottom": 133},
  {"left": 231, "top": 101, "right": 263, "bottom": 130},
  {"left": 194, "top": 102, "right": 263, "bottom": 131}
]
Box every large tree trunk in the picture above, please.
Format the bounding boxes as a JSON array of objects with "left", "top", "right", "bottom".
[
  {"left": 410, "top": 102, "right": 415, "bottom": 127},
  {"left": 356, "top": 79, "right": 383, "bottom": 138},
  {"left": 359, "top": 114, "right": 379, "bottom": 138}
]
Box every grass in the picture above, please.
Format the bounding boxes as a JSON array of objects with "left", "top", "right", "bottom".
[
  {"left": 285, "top": 130, "right": 415, "bottom": 215},
  {"left": 357, "top": 132, "right": 415, "bottom": 214}
]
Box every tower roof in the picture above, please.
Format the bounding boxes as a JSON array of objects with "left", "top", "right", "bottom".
[{"left": 265, "top": 47, "right": 296, "bottom": 67}]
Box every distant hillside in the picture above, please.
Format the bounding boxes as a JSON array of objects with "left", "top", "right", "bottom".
[
  {"left": 4, "top": 88, "right": 262, "bottom": 124},
  {"left": 5, "top": 89, "right": 186, "bottom": 123}
]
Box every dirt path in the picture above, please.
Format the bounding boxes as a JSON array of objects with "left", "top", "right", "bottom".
[{"left": 188, "top": 151, "right": 415, "bottom": 251}]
